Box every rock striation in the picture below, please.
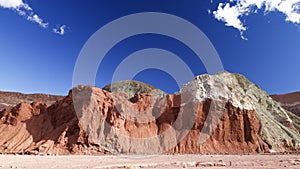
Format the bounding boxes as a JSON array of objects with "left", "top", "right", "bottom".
[
  {"left": 0, "top": 91, "right": 63, "bottom": 111},
  {"left": 0, "top": 71, "right": 299, "bottom": 155},
  {"left": 271, "top": 92, "right": 300, "bottom": 117}
]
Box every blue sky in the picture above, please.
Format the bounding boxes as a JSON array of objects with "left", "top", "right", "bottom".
[{"left": 0, "top": 0, "right": 300, "bottom": 95}]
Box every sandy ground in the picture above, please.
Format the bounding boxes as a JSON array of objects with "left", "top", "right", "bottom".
[{"left": 0, "top": 154, "right": 299, "bottom": 169}]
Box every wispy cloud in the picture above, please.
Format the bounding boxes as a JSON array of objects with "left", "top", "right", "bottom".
[
  {"left": 0, "top": 0, "right": 48, "bottom": 28},
  {"left": 53, "top": 25, "right": 67, "bottom": 35},
  {"left": 27, "top": 14, "right": 48, "bottom": 28},
  {"left": 0, "top": 0, "right": 67, "bottom": 35},
  {"left": 213, "top": 0, "right": 300, "bottom": 39}
]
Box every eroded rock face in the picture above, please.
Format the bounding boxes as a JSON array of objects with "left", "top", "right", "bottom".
[
  {"left": 0, "top": 97, "right": 104, "bottom": 155},
  {"left": 181, "top": 72, "right": 300, "bottom": 152},
  {"left": 0, "top": 91, "right": 63, "bottom": 111},
  {"left": 271, "top": 92, "right": 300, "bottom": 117},
  {"left": 0, "top": 103, "right": 10, "bottom": 111},
  {"left": 0, "top": 72, "right": 299, "bottom": 155}
]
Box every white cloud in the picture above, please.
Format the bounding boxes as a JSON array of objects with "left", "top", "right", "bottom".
[
  {"left": 213, "top": 0, "right": 300, "bottom": 39},
  {"left": 28, "top": 14, "right": 48, "bottom": 28},
  {"left": 214, "top": 3, "right": 247, "bottom": 31},
  {"left": 53, "top": 25, "right": 67, "bottom": 35},
  {"left": 0, "top": 0, "right": 48, "bottom": 28},
  {"left": 0, "top": 0, "right": 23, "bottom": 8}
]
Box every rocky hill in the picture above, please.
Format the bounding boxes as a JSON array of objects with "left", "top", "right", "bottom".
[
  {"left": 103, "top": 80, "right": 165, "bottom": 98},
  {"left": 0, "top": 91, "right": 64, "bottom": 111},
  {"left": 271, "top": 92, "right": 300, "bottom": 117},
  {"left": 0, "top": 72, "right": 299, "bottom": 155}
]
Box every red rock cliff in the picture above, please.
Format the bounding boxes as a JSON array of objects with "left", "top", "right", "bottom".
[{"left": 0, "top": 72, "right": 299, "bottom": 154}]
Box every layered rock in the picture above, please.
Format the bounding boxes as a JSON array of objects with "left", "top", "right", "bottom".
[
  {"left": 0, "top": 71, "right": 299, "bottom": 155},
  {"left": 180, "top": 72, "right": 300, "bottom": 152},
  {"left": 271, "top": 92, "right": 300, "bottom": 117},
  {"left": 0, "top": 91, "right": 63, "bottom": 111}
]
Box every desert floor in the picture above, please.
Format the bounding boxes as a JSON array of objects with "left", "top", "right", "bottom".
[{"left": 0, "top": 154, "right": 299, "bottom": 169}]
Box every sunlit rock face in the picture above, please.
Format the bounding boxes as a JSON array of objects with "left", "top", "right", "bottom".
[
  {"left": 271, "top": 92, "right": 300, "bottom": 117},
  {"left": 0, "top": 91, "right": 63, "bottom": 111},
  {"left": 0, "top": 72, "right": 299, "bottom": 155}
]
